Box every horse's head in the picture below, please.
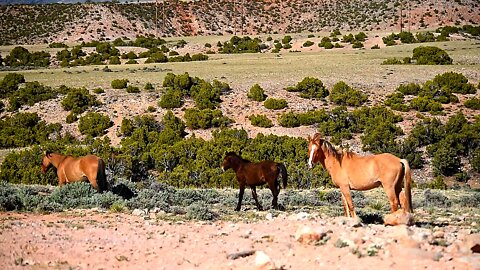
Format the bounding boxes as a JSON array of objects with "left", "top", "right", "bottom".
[
  {"left": 41, "top": 151, "right": 53, "bottom": 173},
  {"left": 222, "top": 152, "right": 238, "bottom": 171},
  {"left": 307, "top": 133, "right": 324, "bottom": 169}
]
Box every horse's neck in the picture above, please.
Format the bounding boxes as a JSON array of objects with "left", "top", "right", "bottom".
[
  {"left": 231, "top": 157, "right": 247, "bottom": 171},
  {"left": 50, "top": 154, "right": 68, "bottom": 168},
  {"left": 322, "top": 152, "right": 343, "bottom": 175}
]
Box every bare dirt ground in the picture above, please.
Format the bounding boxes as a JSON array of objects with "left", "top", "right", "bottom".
[{"left": 1, "top": 210, "right": 479, "bottom": 270}]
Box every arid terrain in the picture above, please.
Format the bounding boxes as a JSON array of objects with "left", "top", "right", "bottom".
[{"left": 1, "top": 208, "right": 479, "bottom": 270}]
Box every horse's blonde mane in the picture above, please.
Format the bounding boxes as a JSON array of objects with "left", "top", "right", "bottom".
[{"left": 321, "top": 140, "right": 343, "bottom": 162}]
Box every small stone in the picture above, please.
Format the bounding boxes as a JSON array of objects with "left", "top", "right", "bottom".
[
  {"left": 254, "top": 251, "right": 276, "bottom": 270},
  {"left": 265, "top": 213, "right": 273, "bottom": 221},
  {"left": 433, "top": 230, "right": 445, "bottom": 239},
  {"left": 295, "top": 226, "right": 326, "bottom": 245}
]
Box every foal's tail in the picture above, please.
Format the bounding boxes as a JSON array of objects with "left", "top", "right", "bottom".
[
  {"left": 277, "top": 163, "right": 288, "bottom": 189},
  {"left": 400, "top": 159, "right": 413, "bottom": 213},
  {"left": 96, "top": 158, "right": 108, "bottom": 193}
]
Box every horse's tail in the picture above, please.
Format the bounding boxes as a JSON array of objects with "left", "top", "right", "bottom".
[
  {"left": 96, "top": 158, "right": 108, "bottom": 193},
  {"left": 277, "top": 163, "right": 287, "bottom": 189},
  {"left": 400, "top": 159, "right": 413, "bottom": 213}
]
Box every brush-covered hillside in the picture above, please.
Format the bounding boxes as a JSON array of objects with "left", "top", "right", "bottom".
[{"left": 1, "top": 0, "right": 479, "bottom": 45}]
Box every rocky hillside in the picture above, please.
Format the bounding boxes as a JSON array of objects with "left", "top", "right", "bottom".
[{"left": 1, "top": 0, "right": 479, "bottom": 45}]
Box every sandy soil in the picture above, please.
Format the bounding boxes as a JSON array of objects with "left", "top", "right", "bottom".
[{"left": 1, "top": 210, "right": 479, "bottom": 270}]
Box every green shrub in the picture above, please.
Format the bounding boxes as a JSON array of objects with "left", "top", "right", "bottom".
[
  {"left": 93, "top": 87, "right": 104, "bottom": 94},
  {"left": 384, "top": 92, "right": 409, "bottom": 111},
  {"left": 430, "top": 141, "right": 461, "bottom": 176},
  {"left": 126, "top": 85, "right": 140, "bottom": 93},
  {"left": 0, "top": 113, "right": 61, "bottom": 148},
  {"left": 282, "top": 35, "right": 292, "bottom": 44},
  {"left": 430, "top": 72, "right": 476, "bottom": 94},
  {"left": 125, "top": 59, "right": 138, "bottom": 64},
  {"left": 111, "top": 79, "right": 129, "bottom": 89},
  {"left": 303, "top": 40, "right": 314, "bottom": 47},
  {"left": 410, "top": 97, "right": 443, "bottom": 112},
  {"left": 144, "top": 82, "right": 154, "bottom": 91},
  {"left": 66, "top": 112, "right": 77, "bottom": 123},
  {"left": 78, "top": 112, "right": 113, "bottom": 137},
  {"left": 249, "top": 114, "right": 273, "bottom": 128},
  {"left": 412, "top": 46, "right": 452, "bottom": 65},
  {"left": 184, "top": 108, "right": 232, "bottom": 129},
  {"left": 49, "top": 42, "right": 68, "bottom": 48},
  {"left": 464, "top": 98, "right": 480, "bottom": 109},
  {"left": 191, "top": 53, "right": 209, "bottom": 61},
  {"left": 4, "top": 46, "right": 50, "bottom": 67},
  {"left": 61, "top": 87, "right": 101, "bottom": 114},
  {"left": 247, "top": 84, "right": 267, "bottom": 101},
  {"left": 0, "top": 73, "right": 25, "bottom": 98},
  {"left": 7, "top": 81, "right": 57, "bottom": 111},
  {"left": 0, "top": 146, "right": 57, "bottom": 184},
  {"left": 352, "top": 41, "right": 364, "bottom": 48},
  {"left": 371, "top": 44, "right": 380, "bottom": 49},
  {"left": 286, "top": 77, "right": 329, "bottom": 99},
  {"left": 159, "top": 88, "right": 183, "bottom": 109},
  {"left": 398, "top": 31, "right": 416, "bottom": 43},
  {"left": 329, "top": 81, "right": 368, "bottom": 106},
  {"left": 397, "top": 83, "right": 421, "bottom": 95},
  {"left": 278, "top": 110, "right": 328, "bottom": 128},
  {"left": 109, "top": 56, "right": 121, "bottom": 65},
  {"left": 220, "top": 36, "right": 263, "bottom": 54},
  {"left": 264, "top": 98, "right": 287, "bottom": 110}
]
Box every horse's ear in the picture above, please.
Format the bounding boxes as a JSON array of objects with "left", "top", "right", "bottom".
[{"left": 307, "top": 135, "right": 311, "bottom": 142}]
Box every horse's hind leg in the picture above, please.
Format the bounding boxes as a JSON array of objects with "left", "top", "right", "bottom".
[
  {"left": 235, "top": 184, "right": 245, "bottom": 211},
  {"left": 251, "top": 186, "right": 263, "bottom": 211},
  {"left": 384, "top": 186, "right": 400, "bottom": 213},
  {"left": 267, "top": 180, "right": 279, "bottom": 210}
]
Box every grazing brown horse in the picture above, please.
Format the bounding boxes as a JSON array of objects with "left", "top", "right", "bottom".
[
  {"left": 307, "top": 133, "right": 412, "bottom": 217},
  {"left": 41, "top": 151, "right": 108, "bottom": 192},
  {"left": 222, "top": 152, "right": 287, "bottom": 211}
]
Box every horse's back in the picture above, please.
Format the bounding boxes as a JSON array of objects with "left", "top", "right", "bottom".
[{"left": 242, "top": 160, "right": 278, "bottom": 184}]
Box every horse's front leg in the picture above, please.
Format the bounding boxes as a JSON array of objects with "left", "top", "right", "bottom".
[
  {"left": 251, "top": 186, "right": 263, "bottom": 211},
  {"left": 340, "top": 187, "right": 356, "bottom": 218},
  {"left": 235, "top": 184, "right": 245, "bottom": 211},
  {"left": 57, "top": 169, "right": 67, "bottom": 187}
]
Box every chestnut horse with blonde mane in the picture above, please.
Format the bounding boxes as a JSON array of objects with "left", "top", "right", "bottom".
[
  {"left": 41, "top": 151, "right": 108, "bottom": 192},
  {"left": 222, "top": 152, "right": 287, "bottom": 211},
  {"left": 307, "top": 133, "right": 412, "bottom": 217}
]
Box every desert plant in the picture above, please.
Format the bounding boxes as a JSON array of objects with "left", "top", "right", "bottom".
[
  {"left": 78, "top": 112, "right": 113, "bottom": 137},
  {"left": 286, "top": 77, "right": 329, "bottom": 99},
  {"left": 111, "top": 79, "right": 129, "bottom": 89},
  {"left": 247, "top": 84, "right": 267, "bottom": 101},
  {"left": 264, "top": 98, "right": 287, "bottom": 110},
  {"left": 61, "top": 87, "right": 101, "bottom": 114},
  {"left": 329, "top": 81, "right": 368, "bottom": 106},
  {"left": 249, "top": 114, "right": 273, "bottom": 128},
  {"left": 159, "top": 88, "right": 183, "bottom": 109},
  {"left": 412, "top": 46, "right": 452, "bottom": 65}
]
